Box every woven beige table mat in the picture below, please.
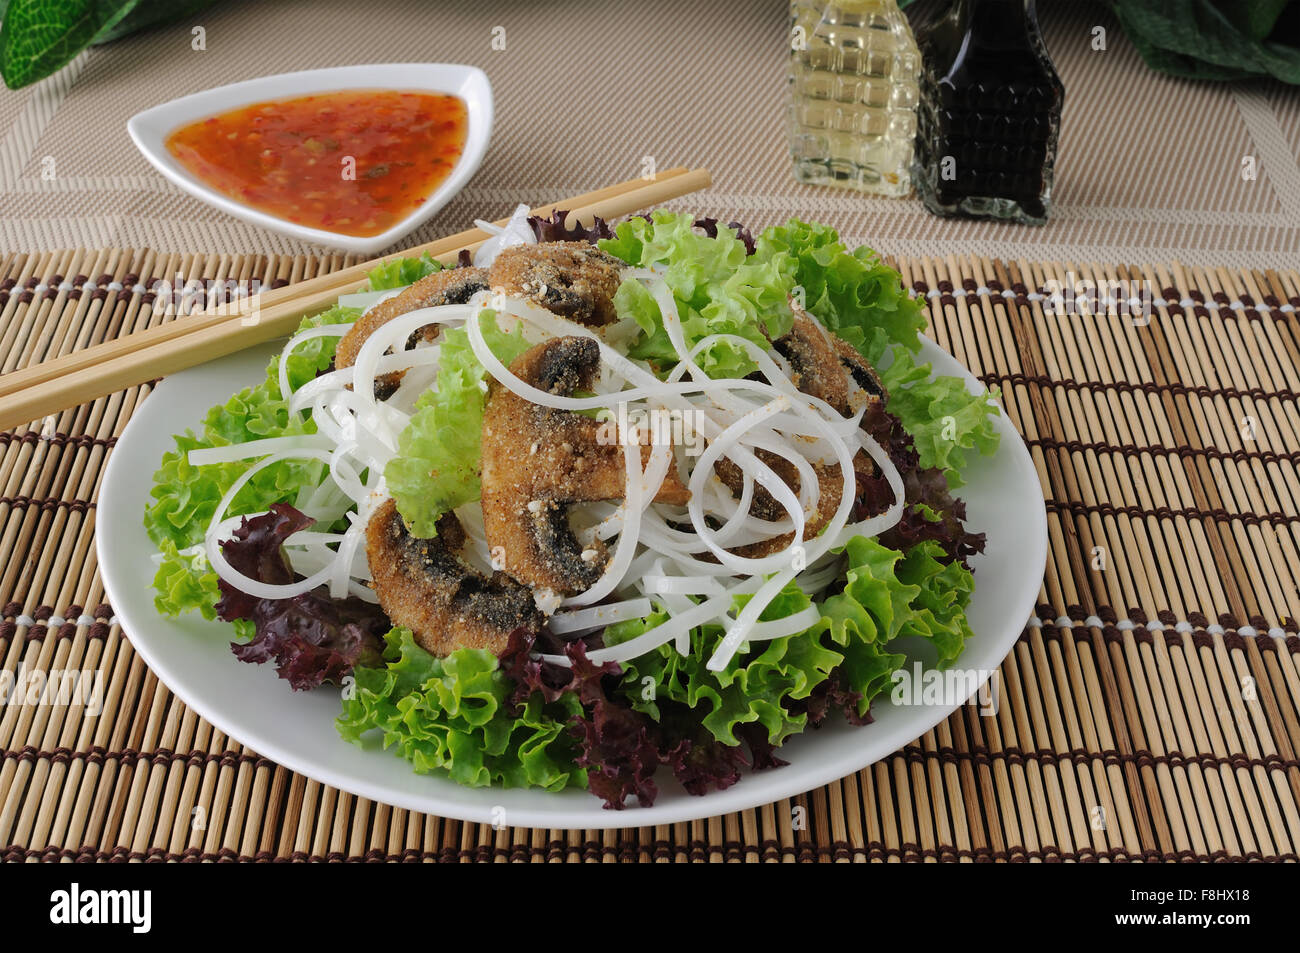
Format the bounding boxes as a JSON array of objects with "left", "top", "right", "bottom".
[
  {"left": 0, "top": 0, "right": 1298, "bottom": 267},
  {"left": 0, "top": 247, "right": 1297, "bottom": 861}
]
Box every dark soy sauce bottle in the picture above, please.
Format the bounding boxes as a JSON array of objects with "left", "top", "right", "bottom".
[{"left": 913, "top": 0, "right": 1063, "bottom": 224}]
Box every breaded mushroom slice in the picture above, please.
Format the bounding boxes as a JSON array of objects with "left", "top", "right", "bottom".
[
  {"left": 488, "top": 242, "right": 625, "bottom": 326},
  {"left": 772, "top": 312, "right": 887, "bottom": 416},
  {"left": 480, "top": 336, "right": 691, "bottom": 596},
  {"left": 336, "top": 267, "right": 489, "bottom": 399},
  {"left": 714, "top": 314, "right": 889, "bottom": 558},
  {"left": 366, "top": 499, "right": 542, "bottom": 657}
]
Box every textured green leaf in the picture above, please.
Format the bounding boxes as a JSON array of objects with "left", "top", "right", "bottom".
[
  {"left": 878, "top": 346, "right": 1001, "bottom": 487},
  {"left": 0, "top": 0, "right": 227, "bottom": 88},
  {"left": 612, "top": 585, "right": 843, "bottom": 748},
  {"left": 365, "top": 252, "right": 442, "bottom": 291},
  {"left": 1110, "top": 0, "right": 1300, "bottom": 84},
  {"left": 337, "top": 627, "right": 585, "bottom": 791},
  {"left": 612, "top": 534, "right": 977, "bottom": 735},
  {"left": 753, "top": 218, "right": 927, "bottom": 366},
  {"left": 1222, "top": 0, "right": 1291, "bottom": 40},
  {"left": 601, "top": 211, "right": 795, "bottom": 378},
  {"left": 1, "top": 0, "right": 139, "bottom": 88},
  {"left": 384, "top": 311, "right": 532, "bottom": 538},
  {"left": 93, "top": 0, "right": 219, "bottom": 44}
]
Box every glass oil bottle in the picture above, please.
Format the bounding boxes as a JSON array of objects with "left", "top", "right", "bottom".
[{"left": 788, "top": 1, "right": 921, "bottom": 197}]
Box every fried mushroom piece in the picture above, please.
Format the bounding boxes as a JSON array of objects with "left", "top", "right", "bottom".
[
  {"left": 365, "top": 499, "right": 542, "bottom": 657},
  {"left": 773, "top": 313, "right": 852, "bottom": 415},
  {"left": 719, "top": 452, "right": 875, "bottom": 559},
  {"left": 714, "top": 314, "right": 889, "bottom": 557},
  {"left": 829, "top": 334, "right": 887, "bottom": 405},
  {"left": 772, "top": 312, "right": 888, "bottom": 415},
  {"left": 480, "top": 336, "right": 690, "bottom": 596},
  {"left": 336, "top": 267, "right": 489, "bottom": 399},
  {"left": 488, "top": 242, "right": 625, "bottom": 326}
]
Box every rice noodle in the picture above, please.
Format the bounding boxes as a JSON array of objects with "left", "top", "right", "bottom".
[
  {"left": 279, "top": 325, "right": 350, "bottom": 418},
  {"left": 549, "top": 597, "right": 653, "bottom": 635},
  {"left": 745, "top": 604, "right": 822, "bottom": 642},
  {"left": 562, "top": 438, "right": 644, "bottom": 608},
  {"left": 644, "top": 574, "right": 725, "bottom": 597},
  {"left": 472, "top": 203, "right": 536, "bottom": 267},
  {"left": 188, "top": 434, "right": 332, "bottom": 467},
  {"left": 192, "top": 263, "right": 908, "bottom": 672}
]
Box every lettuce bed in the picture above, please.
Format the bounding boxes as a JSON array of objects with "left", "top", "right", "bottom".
[{"left": 144, "top": 213, "right": 1002, "bottom": 809}]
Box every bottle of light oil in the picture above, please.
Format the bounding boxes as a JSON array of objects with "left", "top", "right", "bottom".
[{"left": 788, "top": 0, "right": 921, "bottom": 197}]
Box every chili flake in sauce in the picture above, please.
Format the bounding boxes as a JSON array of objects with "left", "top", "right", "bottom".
[{"left": 165, "top": 90, "right": 468, "bottom": 238}]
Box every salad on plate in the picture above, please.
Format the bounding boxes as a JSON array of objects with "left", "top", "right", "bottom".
[{"left": 144, "top": 209, "right": 1001, "bottom": 808}]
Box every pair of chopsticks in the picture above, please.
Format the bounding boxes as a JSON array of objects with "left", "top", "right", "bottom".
[{"left": 0, "top": 167, "right": 711, "bottom": 431}]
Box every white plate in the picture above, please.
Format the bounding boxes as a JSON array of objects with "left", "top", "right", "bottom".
[
  {"left": 98, "top": 338, "right": 1046, "bottom": 830},
  {"left": 128, "top": 64, "right": 493, "bottom": 255}
]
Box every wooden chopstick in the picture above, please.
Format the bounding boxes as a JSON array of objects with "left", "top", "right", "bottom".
[
  {"left": 0, "top": 168, "right": 710, "bottom": 430},
  {"left": 0, "top": 167, "right": 696, "bottom": 402}
]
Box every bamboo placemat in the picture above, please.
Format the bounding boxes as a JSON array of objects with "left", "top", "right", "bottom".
[{"left": 1, "top": 248, "right": 1298, "bottom": 862}]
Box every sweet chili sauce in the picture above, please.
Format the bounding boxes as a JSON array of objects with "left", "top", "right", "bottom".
[{"left": 165, "top": 90, "right": 468, "bottom": 237}]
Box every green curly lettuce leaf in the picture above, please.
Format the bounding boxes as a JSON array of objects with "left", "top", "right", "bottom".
[
  {"left": 144, "top": 303, "right": 359, "bottom": 616},
  {"left": 878, "top": 347, "right": 1001, "bottom": 486},
  {"left": 611, "top": 534, "right": 976, "bottom": 740},
  {"left": 755, "top": 219, "right": 996, "bottom": 486},
  {"left": 823, "top": 536, "right": 973, "bottom": 677},
  {"left": 600, "top": 211, "right": 796, "bottom": 378},
  {"left": 753, "top": 218, "right": 927, "bottom": 366},
  {"left": 601, "top": 214, "right": 926, "bottom": 370},
  {"left": 366, "top": 252, "right": 443, "bottom": 291},
  {"left": 151, "top": 537, "right": 220, "bottom": 620},
  {"left": 894, "top": 540, "right": 976, "bottom": 668},
  {"left": 338, "top": 626, "right": 585, "bottom": 791},
  {"left": 612, "top": 579, "right": 842, "bottom": 748},
  {"left": 384, "top": 311, "right": 532, "bottom": 537}
]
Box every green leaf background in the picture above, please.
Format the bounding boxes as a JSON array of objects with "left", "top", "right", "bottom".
[
  {"left": 0, "top": 0, "right": 218, "bottom": 89},
  {"left": 1109, "top": 0, "right": 1300, "bottom": 83}
]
